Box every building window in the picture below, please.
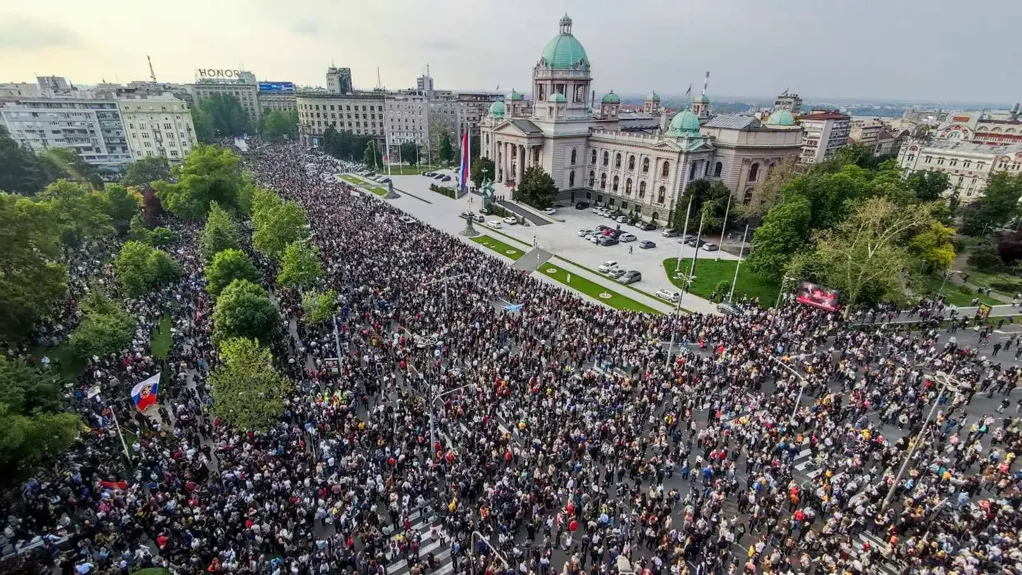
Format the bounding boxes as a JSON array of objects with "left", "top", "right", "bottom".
[
  {"left": 628, "top": 155, "right": 635, "bottom": 170},
  {"left": 937, "top": 158, "right": 945, "bottom": 165},
  {"left": 925, "top": 156, "right": 932, "bottom": 164},
  {"left": 661, "top": 162, "right": 670, "bottom": 179},
  {"left": 603, "top": 151, "right": 609, "bottom": 167},
  {"left": 570, "top": 149, "right": 576, "bottom": 165},
  {"left": 569, "top": 171, "right": 575, "bottom": 187},
  {"left": 907, "top": 154, "right": 915, "bottom": 162},
  {"left": 600, "top": 173, "right": 607, "bottom": 189},
  {"left": 978, "top": 162, "right": 986, "bottom": 170},
  {"left": 588, "top": 171, "right": 595, "bottom": 187},
  {"left": 963, "top": 160, "right": 971, "bottom": 169},
  {"left": 950, "top": 159, "right": 958, "bottom": 167},
  {"left": 642, "top": 158, "right": 650, "bottom": 173},
  {"left": 612, "top": 175, "right": 619, "bottom": 192},
  {"left": 749, "top": 163, "right": 760, "bottom": 182},
  {"left": 639, "top": 181, "right": 646, "bottom": 198},
  {"left": 657, "top": 186, "right": 666, "bottom": 204},
  {"left": 591, "top": 149, "right": 597, "bottom": 164},
  {"left": 615, "top": 153, "right": 622, "bottom": 168},
  {"left": 714, "top": 162, "right": 723, "bottom": 177},
  {"left": 743, "top": 188, "right": 755, "bottom": 204},
  {"left": 624, "top": 178, "right": 633, "bottom": 195}
]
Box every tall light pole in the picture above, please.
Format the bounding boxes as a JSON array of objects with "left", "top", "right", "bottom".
[
  {"left": 665, "top": 199, "right": 693, "bottom": 368},
  {"left": 716, "top": 192, "right": 733, "bottom": 261},
  {"left": 471, "top": 530, "right": 510, "bottom": 575},
  {"left": 727, "top": 224, "right": 749, "bottom": 303},
  {"left": 776, "top": 275, "right": 796, "bottom": 309},
  {"left": 430, "top": 383, "right": 476, "bottom": 449},
  {"left": 882, "top": 370, "right": 961, "bottom": 511},
  {"left": 769, "top": 354, "right": 808, "bottom": 423}
]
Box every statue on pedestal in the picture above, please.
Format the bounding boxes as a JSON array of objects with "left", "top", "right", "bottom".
[{"left": 481, "top": 178, "right": 496, "bottom": 210}]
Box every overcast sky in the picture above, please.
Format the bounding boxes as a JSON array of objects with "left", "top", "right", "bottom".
[{"left": 2, "top": 0, "right": 1020, "bottom": 104}]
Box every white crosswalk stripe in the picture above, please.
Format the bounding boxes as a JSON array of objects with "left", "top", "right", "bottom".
[
  {"left": 792, "top": 448, "right": 813, "bottom": 472},
  {"left": 854, "top": 531, "right": 901, "bottom": 575},
  {"left": 385, "top": 508, "right": 455, "bottom": 575}
]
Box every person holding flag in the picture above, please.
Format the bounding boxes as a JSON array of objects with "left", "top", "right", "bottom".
[{"left": 131, "top": 373, "right": 161, "bottom": 411}]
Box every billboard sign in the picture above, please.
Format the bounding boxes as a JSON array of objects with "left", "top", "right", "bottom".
[
  {"left": 258, "top": 81, "right": 295, "bottom": 93},
  {"left": 197, "top": 68, "right": 244, "bottom": 79},
  {"left": 796, "top": 282, "right": 840, "bottom": 312}
]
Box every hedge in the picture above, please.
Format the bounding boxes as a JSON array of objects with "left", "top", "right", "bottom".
[{"left": 429, "top": 184, "right": 457, "bottom": 199}]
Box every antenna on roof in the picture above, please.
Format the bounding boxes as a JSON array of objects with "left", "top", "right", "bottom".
[
  {"left": 426, "top": 63, "right": 430, "bottom": 77},
  {"left": 377, "top": 67, "right": 382, "bottom": 90},
  {"left": 702, "top": 71, "right": 710, "bottom": 97},
  {"left": 147, "top": 55, "right": 158, "bottom": 83}
]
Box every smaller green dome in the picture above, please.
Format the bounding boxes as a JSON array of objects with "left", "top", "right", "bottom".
[
  {"left": 666, "top": 109, "right": 701, "bottom": 137},
  {"left": 646, "top": 91, "right": 660, "bottom": 102},
  {"left": 601, "top": 91, "right": 620, "bottom": 104},
  {"left": 766, "top": 110, "right": 795, "bottom": 127},
  {"left": 693, "top": 93, "right": 710, "bottom": 104},
  {"left": 488, "top": 100, "right": 505, "bottom": 118},
  {"left": 509, "top": 90, "right": 524, "bottom": 101},
  {"left": 548, "top": 92, "right": 567, "bottom": 103},
  {"left": 559, "top": 13, "right": 572, "bottom": 26}
]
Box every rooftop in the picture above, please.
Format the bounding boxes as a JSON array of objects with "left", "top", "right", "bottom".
[
  {"left": 705, "top": 114, "right": 762, "bottom": 130},
  {"left": 798, "top": 111, "right": 850, "bottom": 121},
  {"left": 915, "top": 139, "right": 1022, "bottom": 154}
]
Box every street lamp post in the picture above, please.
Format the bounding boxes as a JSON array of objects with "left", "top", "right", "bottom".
[
  {"left": 881, "top": 370, "right": 961, "bottom": 511},
  {"left": 430, "top": 383, "right": 477, "bottom": 450},
  {"left": 775, "top": 275, "right": 796, "bottom": 309},
  {"left": 716, "top": 192, "right": 733, "bottom": 262},
  {"left": 727, "top": 224, "right": 749, "bottom": 303},
  {"left": 471, "top": 530, "right": 510, "bottom": 575},
  {"left": 769, "top": 354, "right": 808, "bottom": 423}
]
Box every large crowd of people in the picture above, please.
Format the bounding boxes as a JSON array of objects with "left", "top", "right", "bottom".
[{"left": 2, "top": 142, "right": 1021, "bottom": 575}]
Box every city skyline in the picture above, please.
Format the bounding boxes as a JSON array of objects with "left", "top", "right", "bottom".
[{"left": 3, "top": 0, "right": 1021, "bottom": 104}]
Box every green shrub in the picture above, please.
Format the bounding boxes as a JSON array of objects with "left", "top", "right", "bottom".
[
  {"left": 429, "top": 184, "right": 457, "bottom": 199},
  {"left": 968, "top": 243, "right": 1005, "bottom": 273}
]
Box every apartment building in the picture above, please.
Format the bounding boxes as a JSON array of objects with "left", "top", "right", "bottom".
[
  {"left": 797, "top": 111, "right": 850, "bottom": 163},
  {"left": 296, "top": 91, "right": 386, "bottom": 147},
  {"left": 0, "top": 96, "right": 131, "bottom": 167},
  {"left": 117, "top": 93, "right": 197, "bottom": 162}
]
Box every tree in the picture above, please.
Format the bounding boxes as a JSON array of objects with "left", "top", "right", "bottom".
[
  {"left": 0, "top": 193, "right": 67, "bottom": 340},
  {"left": 438, "top": 132, "right": 455, "bottom": 166},
  {"left": 968, "top": 243, "right": 1005, "bottom": 273},
  {"left": 907, "top": 222, "right": 956, "bottom": 275},
  {"left": 517, "top": 166, "right": 557, "bottom": 209},
  {"left": 206, "top": 248, "right": 261, "bottom": 295},
  {"left": 673, "top": 180, "right": 732, "bottom": 232},
  {"left": 302, "top": 290, "right": 338, "bottom": 324},
  {"left": 153, "top": 145, "right": 246, "bottom": 219},
  {"left": 191, "top": 107, "right": 215, "bottom": 144},
  {"left": 470, "top": 134, "right": 480, "bottom": 161},
  {"left": 122, "top": 157, "right": 171, "bottom": 188},
  {"left": 471, "top": 157, "right": 496, "bottom": 189},
  {"left": 277, "top": 242, "right": 324, "bottom": 289},
  {"left": 907, "top": 170, "right": 951, "bottom": 203},
  {"left": 212, "top": 279, "right": 279, "bottom": 343},
  {"left": 259, "top": 110, "right": 299, "bottom": 141},
  {"left": 198, "top": 94, "right": 251, "bottom": 138},
  {"left": 105, "top": 183, "right": 142, "bottom": 227},
  {"left": 400, "top": 141, "right": 419, "bottom": 166},
  {"left": 363, "top": 140, "right": 382, "bottom": 169},
  {"left": 253, "top": 199, "right": 308, "bottom": 261},
  {"left": 39, "top": 148, "right": 102, "bottom": 190},
  {"left": 814, "top": 197, "right": 936, "bottom": 310},
  {"left": 734, "top": 158, "right": 798, "bottom": 220},
  {"left": 39, "top": 179, "right": 114, "bottom": 246},
  {"left": 0, "top": 124, "right": 50, "bottom": 195},
  {"left": 69, "top": 295, "right": 135, "bottom": 359},
  {"left": 833, "top": 142, "right": 878, "bottom": 170},
  {"left": 210, "top": 337, "right": 290, "bottom": 431},
  {"left": 115, "top": 241, "right": 181, "bottom": 297},
  {"left": 961, "top": 172, "right": 1022, "bottom": 236},
  {"left": 148, "top": 226, "right": 176, "bottom": 247},
  {"left": 747, "top": 196, "right": 814, "bottom": 280},
  {"left": 147, "top": 249, "right": 183, "bottom": 288},
  {"left": 129, "top": 215, "right": 151, "bottom": 243},
  {"left": 200, "top": 202, "right": 243, "bottom": 263}
]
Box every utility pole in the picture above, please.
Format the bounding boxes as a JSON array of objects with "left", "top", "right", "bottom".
[
  {"left": 716, "top": 192, "right": 733, "bottom": 261},
  {"left": 727, "top": 224, "right": 749, "bottom": 303},
  {"left": 665, "top": 198, "right": 693, "bottom": 368}
]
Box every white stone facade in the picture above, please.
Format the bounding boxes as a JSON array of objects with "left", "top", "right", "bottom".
[
  {"left": 117, "top": 93, "right": 197, "bottom": 163},
  {"left": 898, "top": 138, "right": 1022, "bottom": 202},
  {"left": 296, "top": 92, "right": 386, "bottom": 146}
]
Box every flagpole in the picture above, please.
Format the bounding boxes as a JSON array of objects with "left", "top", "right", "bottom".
[
  {"left": 728, "top": 224, "right": 749, "bottom": 303},
  {"left": 665, "top": 198, "right": 692, "bottom": 369},
  {"left": 109, "top": 403, "right": 132, "bottom": 461},
  {"left": 716, "top": 192, "right": 732, "bottom": 261}
]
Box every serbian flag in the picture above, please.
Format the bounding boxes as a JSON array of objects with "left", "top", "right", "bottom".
[
  {"left": 459, "top": 129, "right": 470, "bottom": 190},
  {"left": 131, "top": 373, "right": 161, "bottom": 411},
  {"left": 100, "top": 480, "right": 128, "bottom": 491}
]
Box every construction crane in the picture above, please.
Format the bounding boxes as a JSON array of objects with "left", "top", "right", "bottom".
[{"left": 147, "top": 56, "right": 158, "bottom": 83}]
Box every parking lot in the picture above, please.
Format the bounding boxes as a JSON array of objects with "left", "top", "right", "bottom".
[{"left": 349, "top": 168, "right": 723, "bottom": 314}]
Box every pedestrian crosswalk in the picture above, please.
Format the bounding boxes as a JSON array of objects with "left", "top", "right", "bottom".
[
  {"left": 385, "top": 508, "right": 455, "bottom": 575},
  {"left": 855, "top": 531, "right": 901, "bottom": 575}
]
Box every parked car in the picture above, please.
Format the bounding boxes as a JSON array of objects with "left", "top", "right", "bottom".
[
  {"left": 618, "top": 270, "right": 642, "bottom": 284},
  {"left": 598, "top": 261, "right": 618, "bottom": 273},
  {"left": 661, "top": 229, "right": 680, "bottom": 238},
  {"left": 655, "top": 289, "right": 681, "bottom": 303},
  {"left": 461, "top": 211, "right": 475, "bottom": 219},
  {"left": 589, "top": 235, "right": 600, "bottom": 244},
  {"left": 701, "top": 242, "right": 719, "bottom": 251},
  {"left": 638, "top": 240, "right": 656, "bottom": 249},
  {"left": 619, "top": 233, "right": 637, "bottom": 242},
  {"left": 598, "top": 236, "right": 620, "bottom": 246},
  {"left": 595, "top": 225, "right": 610, "bottom": 232},
  {"left": 684, "top": 237, "right": 705, "bottom": 247},
  {"left": 543, "top": 207, "right": 557, "bottom": 215},
  {"left": 591, "top": 206, "right": 603, "bottom": 214},
  {"left": 502, "top": 216, "right": 518, "bottom": 225},
  {"left": 433, "top": 174, "right": 445, "bottom": 180},
  {"left": 578, "top": 229, "right": 593, "bottom": 237},
  {"left": 479, "top": 207, "right": 491, "bottom": 215},
  {"left": 474, "top": 215, "right": 485, "bottom": 223},
  {"left": 616, "top": 215, "right": 628, "bottom": 223},
  {"left": 441, "top": 175, "right": 452, "bottom": 182},
  {"left": 379, "top": 177, "right": 392, "bottom": 184},
  {"left": 637, "top": 222, "right": 657, "bottom": 231},
  {"left": 575, "top": 201, "right": 590, "bottom": 210},
  {"left": 486, "top": 220, "right": 502, "bottom": 229},
  {"left": 607, "top": 268, "right": 627, "bottom": 279},
  {"left": 422, "top": 171, "right": 434, "bottom": 177},
  {"left": 717, "top": 303, "right": 740, "bottom": 315}
]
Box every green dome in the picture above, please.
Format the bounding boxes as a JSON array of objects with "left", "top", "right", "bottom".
[
  {"left": 540, "top": 15, "right": 589, "bottom": 70},
  {"left": 693, "top": 93, "right": 710, "bottom": 104},
  {"left": 601, "top": 91, "right": 620, "bottom": 104},
  {"left": 509, "top": 90, "right": 524, "bottom": 101},
  {"left": 548, "top": 92, "right": 567, "bottom": 103},
  {"left": 766, "top": 110, "right": 795, "bottom": 127},
  {"left": 666, "top": 109, "right": 701, "bottom": 137},
  {"left": 646, "top": 91, "right": 660, "bottom": 102},
  {"left": 488, "top": 100, "right": 505, "bottom": 118}
]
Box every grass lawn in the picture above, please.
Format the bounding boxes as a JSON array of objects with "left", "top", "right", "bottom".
[
  {"left": 539, "top": 264, "right": 662, "bottom": 314},
  {"left": 920, "top": 275, "right": 1000, "bottom": 307},
  {"left": 340, "top": 174, "right": 388, "bottom": 196},
  {"left": 664, "top": 258, "right": 780, "bottom": 305},
  {"left": 471, "top": 235, "right": 525, "bottom": 261},
  {"left": 151, "top": 314, "right": 173, "bottom": 360},
  {"left": 31, "top": 343, "right": 85, "bottom": 384},
  {"left": 384, "top": 165, "right": 431, "bottom": 175},
  {"left": 962, "top": 269, "right": 1022, "bottom": 295}
]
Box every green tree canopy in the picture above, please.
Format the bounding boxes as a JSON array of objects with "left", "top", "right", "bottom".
[
  {"left": 747, "top": 195, "right": 814, "bottom": 280},
  {"left": 69, "top": 292, "right": 136, "bottom": 359},
  {"left": 148, "top": 226, "right": 176, "bottom": 248},
  {"left": 322, "top": 127, "right": 376, "bottom": 162},
  {"left": 0, "top": 193, "right": 68, "bottom": 339},
  {"left": 153, "top": 145, "right": 248, "bottom": 219},
  {"left": 517, "top": 166, "right": 556, "bottom": 209},
  {"left": 0, "top": 124, "right": 51, "bottom": 195},
  {"left": 734, "top": 158, "right": 798, "bottom": 220},
  {"left": 115, "top": 241, "right": 182, "bottom": 297},
  {"left": 105, "top": 183, "right": 142, "bottom": 228},
  {"left": 673, "top": 179, "right": 732, "bottom": 232},
  {"left": 210, "top": 337, "right": 290, "bottom": 431},
  {"left": 471, "top": 157, "right": 496, "bottom": 189},
  {"left": 197, "top": 94, "right": 251, "bottom": 139},
  {"left": 907, "top": 170, "right": 951, "bottom": 203},
  {"left": 399, "top": 142, "right": 419, "bottom": 166},
  {"left": 200, "top": 202, "right": 243, "bottom": 263},
  {"left": 961, "top": 172, "right": 1022, "bottom": 236},
  {"left": 206, "top": 248, "right": 261, "bottom": 295},
  {"left": 122, "top": 157, "right": 171, "bottom": 188},
  {"left": 363, "top": 140, "right": 382, "bottom": 169},
  {"left": 259, "top": 110, "right": 299, "bottom": 141},
  {"left": 438, "top": 132, "right": 455, "bottom": 165},
  {"left": 277, "top": 242, "right": 324, "bottom": 289},
  {"left": 39, "top": 148, "right": 103, "bottom": 190},
  {"left": 301, "top": 290, "right": 337, "bottom": 324},
  {"left": 212, "top": 279, "right": 279, "bottom": 343},
  {"left": 39, "top": 179, "right": 114, "bottom": 246},
  {"left": 907, "top": 221, "right": 956, "bottom": 276},
  {"left": 252, "top": 198, "right": 308, "bottom": 260}
]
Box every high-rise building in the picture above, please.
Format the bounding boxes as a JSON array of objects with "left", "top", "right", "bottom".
[
  {"left": 773, "top": 90, "right": 802, "bottom": 115},
  {"left": 797, "top": 111, "right": 850, "bottom": 163},
  {"left": 326, "top": 67, "right": 353, "bottom": 94},
  {"left": 416, "top": 73, "right": 434, "bottom": 93},
  {"left": 257, "top": 81, "right": 297, "bottom": 114},
  {"left": 117, "top": 92, "right": 197, "bottom": 162},
  {"left": 456, "top": 92, "right": 503, "bottom": 138},
  {"left": 36, "top": 75, "right": 72, "bottom": 94},
  {"left": 190, "top": 70, "right": 260, "bottom": 127},
  {"left": 385, "top": 90, "right": 428, "bottom": 148},
  {"left": 296, "top": 91, "right": 385, "bottom": 147},
  {"left": 0, "top": 96, "right": 132, "bottom": 167}
]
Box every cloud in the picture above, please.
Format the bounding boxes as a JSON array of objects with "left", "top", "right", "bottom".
[
  {"left": 292, "top": 19, "right": 319, "bottom": 36},
  {"left": 0, "top": 16, "right": 81, "bottom": 50}
]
